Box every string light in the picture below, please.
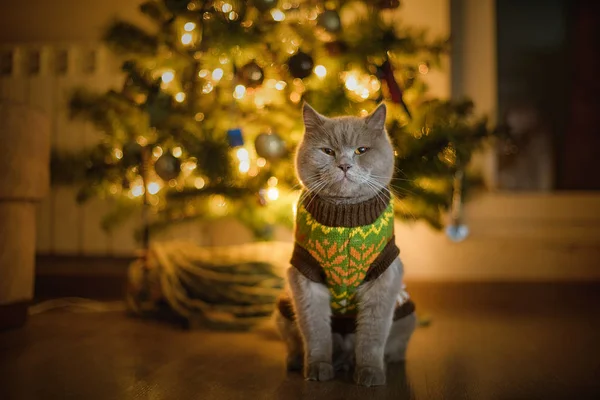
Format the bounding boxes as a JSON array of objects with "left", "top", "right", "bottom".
[
  {"left": 202, "top": 82, "right": 214, "bottom": 93},
  {"left": 113, "top": 148, "right": 123, "bottom": 160},
  {"left": 194, "top": 177, "right": 205, "bottom": 189},
  {"left": 239, "top": 161, "right": 250, "bottom": 173},
  {"left": 212, "top": 68, "right": 224, "bottom": 81},
  {"left": 267, "top": 187, "right": 279, "bottom": 201},
  {"left": 290, "top": 92, "right": 301, "bottom": 103},
  {"left": 275, "top": 81, "right": 287, "bottom": 90},
  {"left": 233, "top": 84, "right": 246, "bottom": 99},
  {"left": 184, "top": 22, "right": 196, "bottom": 32},
  {"left": 314, "top": 65, "right": 327, "bottom": 78},
  {"left": 228, "top": 11, "right": 238, "bottom": 20},
  {"left": 181, "top": 33, "right": 193, "bottom": 45},
  {"left": 175, "top": 92, "right": 186, "bottom": 102},
  {"left": 152, "top": 146, "right": 163, "bottom": 158},
  {"left": 418, "top": 63, "right": 429, "bottom": 74},
  {"left": 198, "top": 69, "right": 209, "bottom": 78},
  {"left": 256, "top": 158, "right": 267, "bottom": 167},
  {"left": 161, "top": 70, "right": 175, "bottom": 84},
  {"left": 195, "top": 112, "right": 205, "bottom": 121},
  {"left": 131, "top": 184, "right": 145, "bottom": 198},
  {"left": 221, "top": 2, "right": 233, "bottom": 12},
  {"left": 271, "top": 9, "right": 285, "bottom": 21},
  {"left": 172, "top": 147, "right": 183, "bottom": 158},
  {"left": 267, "top": 176, "right": 278, "bottom": 187},
  {"left": 147, "top": 182, "right": 161, "bottom": 195},
  {"left": 345, "top": 75, "right": 358, "bottom": 91}
]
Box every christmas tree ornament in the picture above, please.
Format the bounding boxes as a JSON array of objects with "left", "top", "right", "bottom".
[
  {"left": 122, "top": 142, "right": 144, "bottom": 167},
  {"left": 255, "top": 132, "right": 286, "bottom": 160},
  {"left": 317, "top": 10, "right": 342, "bottom": 33},
  {"left": 227, "top": 128, "right": 245, "bottom": 147},
  {"left": 377, "top": 60, "right": 411, "bottom": 119},
  {"left": 378, "top": 0, "right": 401, "bottom": 9},
  {"left": 155, "top": 153, "right": 181, "bottom": 181},
  {"left": 445, "top": 169, "right": 469, "bottom": 242},
  {"left": 238, "top": 61, "right": 264, "bottom": 88},
  {"left": 253, "top": 0, "right": 278, "bottom": 12},
  {"left": 287, "top": 51, "right": 314, "bottom": 79}
]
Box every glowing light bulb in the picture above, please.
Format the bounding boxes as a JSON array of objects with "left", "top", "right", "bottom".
[
  {"left": 238, "top": 160, "right": 250, "bottom": 173},
  {"left": 267, "top": 187, "right": 279, "bottom": 201},
  {"left": 275, "top": 81, "right": 287, "bottom": 90},
  {"left": 236, "top": 148, "right": 249, "bottom": 161},
  {"left": 290, "top": 92, "right": 301, "bottom": 103},
  {"left": 314, "top": 65, "right": 327, "bottom": 78},
  {"left": 195, "top": 113, "right": 204, "bottom": 121},
  {"left": 113, "top": 148, "right": 123, "bottom": 160},
  {"left": 152, "top": 146, "right": 163, "bottom": 158},
  {"left": 198, "top": 69, "right": 209, "bottom": 78},
  {"left": 172, "top": 147, "right": 183, "bottom": 158},
  {"left": 147, "top": 182, "right": 160, "bottom": 195},
  {"left": 228, "top": 11, "right": 238, "bottom": 20},
  {"left": 184, "top": 22, "right": 196, "bottom": 32},
  {"left": 418, "top": 63, "right": 429, "bottom": 74},
  {"left": 175, "top": 92, "right": 186, "bottom": 102},
  {"left": 202, "top": 82, "right": 214, "bottom": 93},
  {"left": 181, "top": 33, "right": 193, "bottom": 45},
  {"left": 267, "top": 176, "right": 278, "bottom": 187},
  {"left": 222, "top": 2, "right": 233, "bottom": 12},
  {"left": 271, "top": 9, "right": 285, "bottom": 21},
  {"left": 233, "top": 84, "right": 246, "bottom": 99},
  {"left": 131, "top": 184, "right": 145, "bottom": 197},
  {"left": 345, "top": 75, "right": 358, "bottom": 91},
  {"left": 360, "top": 88, "right": 370, "bottom": 99},
  {"left": 161, "top": 70, "right": 175, "bottom": 84},
  {"left": 256, "top": 157, "right": 267, "bottom": 167},
  {"left": 194, "top": 177, "right": 205, "bottom": 189},
  {"left": 212, "top": 68, "right": 224, "bottom": 81}
]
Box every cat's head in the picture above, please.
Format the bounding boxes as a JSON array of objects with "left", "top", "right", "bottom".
[{"left": 295, "top": 103, "right": 395, "bottom": 202}]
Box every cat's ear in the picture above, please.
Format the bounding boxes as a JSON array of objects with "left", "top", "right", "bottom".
[
  {"left": 302, "top": 102, "right": 326, "bottom": 131},
  {"left": 365, "top": 103, "right": 387, "bottom": 132}
]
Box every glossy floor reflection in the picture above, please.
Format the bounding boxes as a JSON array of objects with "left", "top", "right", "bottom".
[{"left": 1, "top": 283, "right": 599, "bottom": 400}]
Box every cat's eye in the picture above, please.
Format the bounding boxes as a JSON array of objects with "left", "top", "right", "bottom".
[
  {"left": 321, "top": 148, "right": 335, "bottom": 156},
  {"left": 355, "top": 147, "right": 369, "bottom": 155}
]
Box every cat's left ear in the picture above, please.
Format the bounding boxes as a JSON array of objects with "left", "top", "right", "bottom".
[{"left": 365, "top": 103, "right": 387, "bottom": 132}]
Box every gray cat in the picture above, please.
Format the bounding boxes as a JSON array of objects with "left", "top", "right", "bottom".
[{"left": 275, "top": 103, "right": 417, "bottom": 387}]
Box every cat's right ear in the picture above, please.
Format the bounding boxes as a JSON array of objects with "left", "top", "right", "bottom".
[{"left": 302, "top": 102, "right": 326, "bottom": 131}]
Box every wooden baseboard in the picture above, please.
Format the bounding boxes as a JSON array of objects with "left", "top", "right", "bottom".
[{"left": 0, "top": 301, "right": 29, "bottom": 330}]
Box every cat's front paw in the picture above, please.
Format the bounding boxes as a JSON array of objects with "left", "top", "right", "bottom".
[
  {"left": 354, "top": 366, "right": 386, "bottom": 387},
  {"left": 305, "top": 362, "right": 334, "bottom": 381}
]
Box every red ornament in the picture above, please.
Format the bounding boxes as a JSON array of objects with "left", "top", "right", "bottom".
[{"left": 377, "top": 60, "right": 411, "bottom": 119}]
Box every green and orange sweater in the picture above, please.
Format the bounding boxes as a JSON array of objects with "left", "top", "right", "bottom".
[{"left": 280, "top": 189, "right": 414, "bottom": 332}]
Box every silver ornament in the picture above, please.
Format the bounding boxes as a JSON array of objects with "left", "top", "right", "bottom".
[
  {"left": 446, "top": 169, "right": 469, "bottom": 242},
  {"left": 255, "top": 133, "right": 286, "bottom": 160}
]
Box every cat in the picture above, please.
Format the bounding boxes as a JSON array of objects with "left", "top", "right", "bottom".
[{"left": 275, "top": 102, "right": 416, "bottom": 387}]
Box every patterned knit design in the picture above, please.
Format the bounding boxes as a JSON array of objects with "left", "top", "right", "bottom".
[{"left": 294, "top": 200, "right": 395, "bottom": 315}]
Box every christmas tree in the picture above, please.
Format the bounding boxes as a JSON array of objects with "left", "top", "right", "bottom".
[{"left": 60, "top": 0, "right": 493, "bottom": 241}]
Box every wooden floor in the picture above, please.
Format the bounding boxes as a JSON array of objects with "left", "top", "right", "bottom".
[{"left": 1, "top": 283, "right": 600, "bottom": 399}]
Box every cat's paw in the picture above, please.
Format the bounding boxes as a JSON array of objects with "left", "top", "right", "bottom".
[
  {"left": 286, "top": 353, "right": 303, "bottom": 371},
  {"left": 305, "top": 362, "right": 335, "bottom": 381},
  {"left": 354, "top": 366, "right": 386, "bottom": 387}
]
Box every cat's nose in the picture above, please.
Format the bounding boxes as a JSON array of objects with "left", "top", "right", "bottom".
[{"left": 338, "top": 164, "right": 352, "bottom": 172}]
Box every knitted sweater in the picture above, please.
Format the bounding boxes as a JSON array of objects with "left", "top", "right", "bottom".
[{"left": 290, "top": 189, "right": 400, "bottom": 315}]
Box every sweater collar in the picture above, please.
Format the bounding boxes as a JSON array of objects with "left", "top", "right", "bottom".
[{"left": 301, "top": 189, "right": 392, "bottom": 228}]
